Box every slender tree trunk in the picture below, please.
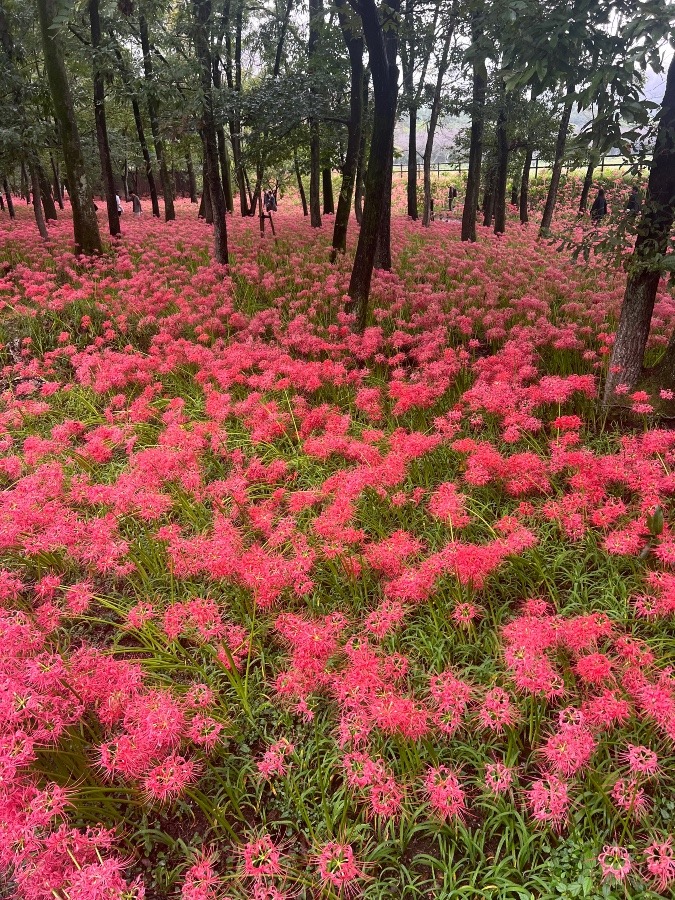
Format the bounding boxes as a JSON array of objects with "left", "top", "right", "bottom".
[
  {"left": 539, "top": 84, "right": 575, "bottom": 236},
  {"left": 346, "top": 0, "right": 400, "bottom": 328},
  {"left": 225, "top": 2, "right": 249, "bottom": 217},
  {"left": 139, "top": 11, "right": 175, "bottom": 221},
  {"left": 482, "top": 158, "right": 496, "bottom": 227},
  {"left": 322, "top": 167, "right": 334, "bottom": 214},
  {"left": 354, "top": 69, "right": 370, "bottom": 225},
  {"left": 193, "top": 0, "right": 228, "bottom": 263},
  {"left": 520, "top": 148, "right": 532, "bottom": 223},
  {"left": 461, "top": 13, "right": 487, "bottom": 242},
  {"left": 3, "top": 177, "right": 15, "bottom": 218},
  {"left": 36, "top": 0, "right": 101, "bottom": 253},
  {"left": 216, "top": 128, "right": 234, "bottom": 212},
  {"left": 407, "top": 106, "right": 418, "bottom": 219},
  {"left": 186, "top": 150, "right": 198, "bottom": 202},
  {"left": 603, "top": 54, "right": 675, "bottom": 404},
  {"left": 510, "top": 180, "right": 518, "bottom": 206},
  {"left": 422, "top": 15, "right": 454, "bottom": 227},
  {"left": 89, "top": 0, "right": 120, "bottom": 237},
  {"left": 332, "top": 8, "right": 363, "bottom": 259},
  {"left": 373, "top": 15, "right": 400, "bottom": 270},
  {"left": 0, "top": 191, "right": 4, "bottom": 211},
  {"left": 579, "top": 142, "right": 600, "bottom": 213},
  {"left": 37, "top": 161, "right": 57, "bottom": 221},
  {"left": 493, "top": 99, "right": 509, "bottom": 234},
  {"left": 112, "top": 42, "right": 160, "bottom": 217},
  {"left": 29, "top": 163, "right": 49, "bottom": 239},
  {"left": 20, "top": 161, "right": 30, "bottom": 203},
  {"left": 308, "top": 0, "right": 323, "bottom": 227},
  {"left": 122, "top": 159, "right": 130, "bottom": 200},
  {"left": 294, "top": 150, "right": 308, "bottom": 215},
  {"left": 50, "top": 152, "right": 63, "bottom": 208}
]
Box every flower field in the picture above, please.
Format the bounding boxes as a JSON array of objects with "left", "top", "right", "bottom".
[{"left": 1, "top": 187, "right": 675, "bottom": 900}]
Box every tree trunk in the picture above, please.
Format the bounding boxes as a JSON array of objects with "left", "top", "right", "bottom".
[
  {"left": 461, "top": 14, "right": 487, "bottom": 243},
  {"left": 20, "top": 161, "right": 29, "bottom": 203},
  {"left": 30, "top": 163, "right": 49, "bottom": 239},
  {"left": 493, "top": 99, "right": 508, "bottom": 234},
  {"left": 407, "top": 106, "right": 418, "bottom": 219},
  {"left": 331, "top": 8, "right": 363, "bottom": 259},
  {"left": 322, "top": 167, "right": 334, "bottom": 214},
  {"left": 346, "top": 0, "right": 400, "bottom": 328},
  {"left": 422, "top": 16, "right": 454, "bottom": 227},
  {"left": 199, "top": 157, "right": 214, "bottom": 223},
  {"left": 482, "top": 159, "right": 496, "bottom": 227},
  {"left": 579, "top": 142, "right": 600, "bottom": 213},
  {"left": 37, "top": 161, "right": 58, "bottom": 221},
  {"left": 354, "top": 69, "right": 370, "bottom": 225},
  {"left": 603, "top": 54, "right": 675, "bottom": 404},
  {"left": 216, "top": 127, "right": 234, "bottom": 213},
  {"left": 112, "top": 42, "right": 160, "bottom": 218},
  {"left": 539, "top": 84, "right": 575, "bottom": 236},
  {"left": 89, "top": 0, "right": 120, "bottom": 237},
  {"left": 193, "top": 0, "right": 228, "bottom": 264},
  {"left": 294, "top": 149, "right": 308, "bottom": 215},
  {"left": 225, "top": 2, "right": 249, "bottom": 217},
  {"left": 3, "top": 177, "right": 15, "bottom": 219},
  {"left": 139, "top": 11, "right": 175, "bottom": 221},
  {"left": 36, "top": 0, "right": 101, "bottom": 253},
  {"left": 308, "top": 0, "right": 323, "bottom": 227},
  {"left": 186, "top": 150, "right": 198, "bottom": 202},
  {"left": 0, "top": 191, "right": 4, "bottom": 211},
  {"left": 519, "top": 148, "right": 532, "bottom": 223},
  {"left": 50, "top": 152, "right": 64, "bottom": 208},
  {"left": 372, "top": 15, "right": 400, "bottom": 270},
  {"left": 510, "top": 180, "right": 518, "bottom": 206}
]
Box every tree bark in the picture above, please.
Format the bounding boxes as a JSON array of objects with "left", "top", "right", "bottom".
[
  {"left": 332, "top": 5, "right": 363, "bottom": 259},
  {"left": 539, "top": 84, "right": 575, "bottom": 236},
  {"left": 30, "top": 163, "right": 49, "bottom": 239},
  {"left": 186, "top": 150, "right": 198, "bottom": 202},
  {"left": 90, "top": 0, "right": 120, "bottom": 237},
  {"left": 322, "top": 167, "right": 334, "bottom": 214},
  {"left": 50, "top": 152, "right": 63, "bottom": 208},
  {"left": 372, "top": 8, "right": 400, "bottom": 270},
  {"left": 519, "top": 147, "right": 532, "bottom": 223},
  {"left": 346, "top": 0, "right": 400, "bottom": 328},
  {"left": 482, "top": 157, "right": 496, "bottom": 227},
  {"left": 3, "top": 177, "right": 15, "bottom": 219},
  {"left": 603, "top": 54, "right": 675, "bottom": 404},
  {"left": 20, "top": 161, "right": 29, "bottom": 203},
  {"left": 36, "top": 0, "right": 101, "bottom": 254},
  {"left": 294, "top": 149, "right": 308, "bottom": 215},
  {"left": 112, "top": 41, "right": 160, "bottom": 217},
  {"left": 193, "top": 0, "right": 228, "bottom": 263},
  {"left": 493, "top": 95, "right": 508, "bottom": 234},
  {"left": 461, "top": 12, "right": 487, "bottom": 243},
  {"left": 308, "top": 0, "right": 323, "bottom": 227},
  {"left": 225, "top": 0, "right": 249, "bottom": 216},
  {"left": 407, "top": 107, "right": 418, "bottom": 219},
  {"left": 510, "top": 180, "right": 518, "bottom": 206},
  {"left": 37, "top": 161, "right": 58, "bottom": 221},
  {"left": 139, "top": 10, "right": 175, "bottom": 221},
  {"left": 422, "top": 14, "right": 454, "bottom": 227},
  {"left": 354, "top": 69, "right": 370, "bottom": 226},
  {"left": 216, "top": 128, "right": 234, "bottom": 212}
]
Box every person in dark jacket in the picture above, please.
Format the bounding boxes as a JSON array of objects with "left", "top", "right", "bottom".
[{"left": 590, "top": 188, "right": 608, "bottom": 225}]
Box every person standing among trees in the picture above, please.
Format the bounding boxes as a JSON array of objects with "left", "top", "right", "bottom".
[
  {"left": 590, "top": 187, "right": 608, "bottom": 225},
  {"left": 448, "top": 184, "right": 457, "bottom": 210},
  {"left": 625, "top": 184, "right": 641, "bottom": 216}
]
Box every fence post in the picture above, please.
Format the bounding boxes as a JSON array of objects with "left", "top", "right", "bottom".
[
  {"left": 535, "top": 157, "right": 538, "bottom": 177},
  {"left": 600, "top": 155, "right": 605, "bottom": 174}
]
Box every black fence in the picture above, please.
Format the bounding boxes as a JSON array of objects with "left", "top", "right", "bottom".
[{"left": 394, "top": 154, "right": 649, "bottom": 178}]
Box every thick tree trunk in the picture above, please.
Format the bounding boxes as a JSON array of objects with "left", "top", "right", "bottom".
[
  {"left": 193, "top": 0, "right": 228, "bottom": 264},
  {"left": 407, "top": 106, "right": 418, "bottom": 219},
  {"left": 36, "top": 0, "right": 101, "bottom": 253},
  {"left": 519, "top": 147, "right": 532, "bottom": 223},
  {"left": 50, "top": 152, "right": 63, "bottom": 208},
  {"left": 186, "top": 150, "right": 198, "bottom": 202},
  {"left": 3, "top": 177, "right": 15, "bottom": 218},
  {"left": 90, "top": 0, "right": 120, "bottom": 237},
  {"left": 372, "top": 17, "right": 399, "bottom": 270},
  {"left": 308, "top": 0, "right": 322, "bottom": 227},
  {"left": 493, "top": 100, "right": 509, "bottom": 234},
  {"left": 461, "top": 15, "right": 487, "bottom": 243},
  {"left": 422, "top": 17, "right": 454, "bottom": 227},
  {"left": 37, "top": 161, "right": 57, "bottom": 221},
  {"left": 139, "top": 11, "right": 175, "bottom": 221},
  {"left": 294, "top": 150, "right": 308, "bottom": 215},
  {"left": 322, "top": 167, "right": 334, "bottom": 214},
  {"left": 539, "top": 84, "right": 574, "bottom": 236},
  {"left": 331, "top": 10, "right": 363, "bottom": 260},
  {"left": 603, "top": 54, "right": 675, "bottom": 404},
  {"left": 30, "top": 163, "right": 49, "bottom": 239},
  {"left": 354, "top": 70, "right": 370, "bottom": 225},
  {"left": 346, "top": 0, "right": 399, "bottom": 328}
]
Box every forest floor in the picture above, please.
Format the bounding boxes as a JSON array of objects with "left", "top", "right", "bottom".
[{"left": 1, "top": 186, "right": 674, "bottom": 900}]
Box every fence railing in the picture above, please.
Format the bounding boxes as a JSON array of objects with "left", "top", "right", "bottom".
[{"left": 394, "top": 153, "right": 649, "bottom": 178}]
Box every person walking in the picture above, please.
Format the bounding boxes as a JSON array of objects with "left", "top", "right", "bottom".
[
  {"left": 590, "top": 188, "right": 608, "bottom": 225},
  {"left": 130, "top": 192, "right": 142, "bottom": 216}
]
